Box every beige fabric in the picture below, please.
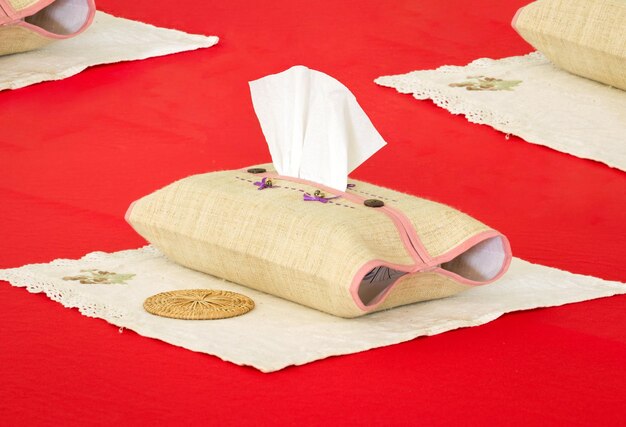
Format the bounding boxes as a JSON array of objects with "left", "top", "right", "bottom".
[
  {"left": 0, "top": 25, "right": 52, "bottom": 56},
  {"left": 127, "top": 165, "right": 507, "bottom": 318},
  {"left": 348, "top": 180, "right": 491, "bottom": 258},
  {"left": 8, "top": 0, "right": 41, "bottom": 10},
  {"left": 0, "top": 0, "right": 95, "bottom": 56},
  {"left": 375, "top": 52, "right": 626, "bottom": 172},
  {"left": 1, "top": 246, "right": 624, "bottom": 372},
  {"left": 1, "top": 11, "right": 219, "bottom": 91},
  {"left": 374, "top": 273, "right": 469, "bottom": 312},
  {"left": 514, "top": 0, "right": 626, "bottom": 90}
]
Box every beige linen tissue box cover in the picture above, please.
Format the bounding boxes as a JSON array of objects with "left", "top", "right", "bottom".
[
  {"left": 0, "top": 0, "right": 95, "bottom": 56},
  {"left": 513, "top": 0, "right": 626, "bottom": 90},
  {"left": 126, "top": 165, "right": 512, "bottom": 318}
]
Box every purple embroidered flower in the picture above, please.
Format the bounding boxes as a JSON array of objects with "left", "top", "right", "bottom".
[
  {"left": 254, "top": 177, "right": 273, "bottom": 190},
  {"left": 303, "top": 189, "right": 340, "bottom": 203}
]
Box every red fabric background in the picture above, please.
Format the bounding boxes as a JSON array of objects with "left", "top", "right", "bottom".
[{"left": 1, "top": 0, "right": 625, "bottom": 425}]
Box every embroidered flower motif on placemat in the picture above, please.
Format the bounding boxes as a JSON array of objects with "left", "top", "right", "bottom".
[
  {"left": 449, "top": 76, "right": 522, "bottom": 91},
  {"left": 62, "top": 269, "right": 135, "bottom": 285}
]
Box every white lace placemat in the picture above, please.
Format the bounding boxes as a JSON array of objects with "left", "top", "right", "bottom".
[
  {"left": 375, "top": 52, "right": 626, "bottom": 172},
  {"left": 0, "top": 11, "right": 218, "bottom": 91},
  {"left": 1, "top": 246, "right": 624, "bottom": 372}
]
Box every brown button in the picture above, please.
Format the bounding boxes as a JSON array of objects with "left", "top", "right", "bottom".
[
  {"left": 364, "top": 199, "right": 384, "bottom": 208},
  {"left": 247, "top": 167, "right": 267, "bottom": 174}
]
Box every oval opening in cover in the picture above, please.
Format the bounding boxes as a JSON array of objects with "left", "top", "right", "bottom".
[
  {"left": 24, "top": 0, "right": 92, "bottom": 36},
  {"left": 357, "top": 266, "right": 407, "bottom": 306},
  {"left": 356, "top": 235, "right": 508, "bottom": 307},
  {"left": 440, "top": 235, "right": 507, "bottom": 282}
]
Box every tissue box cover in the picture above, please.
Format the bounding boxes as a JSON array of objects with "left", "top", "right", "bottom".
[
  {"left": 126, "top": 165, "right": 512, "bottom": 318},
  {"left": 0, "top": 0, "right": 95, "bottom": 56},
  {"left": 513, "top": 0, "right": 626, "bottom": 91}
]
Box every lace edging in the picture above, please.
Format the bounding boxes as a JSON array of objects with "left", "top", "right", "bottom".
[
  {"left": 0, "top": 246, "right": 158, "bottom": 324},
  {"left": 374, "top": 52, "right": 546, "bottom": 135},
  {"left": 425, "top": 51, "right": 544, "bottom": 74}
]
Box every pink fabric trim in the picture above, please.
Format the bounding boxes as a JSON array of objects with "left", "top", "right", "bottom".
[
  {"left": 0, "top": 0, "right": 16, "bottom": 19},
  {"left": 126, "top": 168, "right": 514, "bottom": 314},
  {"left": 260, "top": 171, "right": 425, "bottom": 265},
  {"left": 377, "top": 205, "right": 425, "bottom": 265},
  {"left": 14, "top": 0, "right": 95, "bottom": 39},
  {"left": 0, "top": 0, "right": 55, "bottom": 23},
  {"left": 349, "top": 232, "right": 512, "bottom": 311},
  {"left": 429, "top": 230, "right": 512, "bottom": 286},
  {"left": 250, "top": 169, "right": 512, "bottom": 311},
  {"left": 348, "top": 260, "right": 415, "bottom": 311},
  {"left": 379, "top": 204, "right": 430, "bottom": 265},
  {"left": 0, "top": 0, "right": 10, "bottom": 20}
]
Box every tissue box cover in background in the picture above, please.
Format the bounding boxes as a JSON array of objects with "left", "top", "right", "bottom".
[
  {"left": 0, "top": 0, "right": 95, "bottom": 56},
  {"left": 126, "top": 165, "right": 511, "bottom": 318},
  {"left": 513, "top": 0, "right": 626, "bottom": 90}
]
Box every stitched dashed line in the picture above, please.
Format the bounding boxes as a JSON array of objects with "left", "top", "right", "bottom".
[
  {"left": 348, "top": 187, "right": 398, "bottom": 203},
  {"left": 235, "top": 176, "right": 356, "bottom": 209},
  {"left": 235, "top": 176, "right": 255, "bottom": 184},
  {"left": 327, "top": 200, "right": 356, "bottom": 209},
  {"left": 284, "top": 186, "right": 305, "bottom": 193}
]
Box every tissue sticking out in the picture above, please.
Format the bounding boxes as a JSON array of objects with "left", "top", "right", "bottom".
[{"left": 249, "top": 66, "right": 387, "bottom": 191}]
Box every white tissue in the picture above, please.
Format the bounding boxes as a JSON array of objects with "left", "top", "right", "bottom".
[{"left": 249, "top": 66, "right": 387, "bottom": 191}]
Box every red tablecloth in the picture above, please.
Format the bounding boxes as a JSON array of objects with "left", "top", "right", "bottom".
[{"left": 1, "top": 0, "right": 625, "bottom": 425}]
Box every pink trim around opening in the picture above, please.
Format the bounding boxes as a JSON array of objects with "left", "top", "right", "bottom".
[
  {"left": 0, "top": 0, "right": 55, "bottom": 24},
  {"left": 6, "top": 0, "right": 95, "bottom": 39},
  {"left": 129, "top": 167, "right": 513, "bottom": 314},
  {"left": 348, "top": 231, "right": 513, "bottom": 312},
  {"left": 247, "top": 168, "right": 513, "bottom": 313},
  {"left": 0, "top": 1, "right": 9, "bottom": 20},
  {"left": 429, "top": 230, "right": 512, "bottom": 286},
  {"left": 348, "top": 260, "right": 420, "bottom": 312},
  {"left": 380, "top": 203, "right": 431, "bottom": 265}
]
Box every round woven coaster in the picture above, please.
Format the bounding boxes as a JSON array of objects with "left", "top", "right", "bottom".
[{"left": 143, "top": 289, "right": 255, "bottom": 320}]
